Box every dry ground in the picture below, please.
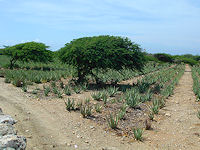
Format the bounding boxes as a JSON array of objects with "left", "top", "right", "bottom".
[{"left": 0, "top": 65, "right": 199, "bottom": 150}]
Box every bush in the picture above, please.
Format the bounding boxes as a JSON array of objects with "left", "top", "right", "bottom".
[
  {"left": 0, "top": 49, "right": 4, "bottom": 55},
  {"left": 176, "top": 57, "right": 198, "bottom": 66},
  {"left": 154, "top": 53, "right": 173, "bottom": 63},
  {"left": 59, "top": 35, "right": 145, "bottom": 82},
  {"left": 144, "top": 54, "right": 159, "bottom": 62}
]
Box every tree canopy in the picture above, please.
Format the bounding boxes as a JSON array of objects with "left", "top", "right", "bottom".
[
  {"left": 59, "top": 35, "right": 145, "bottom": 82},
  {"left": 4, "top": 42, "right": 53, "bottom": 68}
]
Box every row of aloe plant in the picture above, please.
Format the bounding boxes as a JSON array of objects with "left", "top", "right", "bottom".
[
  {"left": 61, "top": 64, "right": 185, "bottom": 141},
  {"left": 192, "top": 66, "right": 200, "bottom": 101},
  {"left": 91, "top": 62, "right": 171, "bottom": 84},
  {"left": 2, "top": 69, "right": 74, "bottom": 86},
  {"left": 123, "top": 65, "right": 185, "bottom": 108}
]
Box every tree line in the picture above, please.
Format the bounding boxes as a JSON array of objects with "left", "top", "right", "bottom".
[{"left": 1, "top": 35, "right": 199, "bottom": 82}]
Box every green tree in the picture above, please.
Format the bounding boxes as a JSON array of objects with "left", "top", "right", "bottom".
[
  {"left": 4, "top": 42, "right": 53, "bottom": 68},
  {"left": 0, "top": 48, "right": 4, "bottom": 55},
  {"left": 154, "top": 53, "right": 173, "bottom": 63},
  {"left": 59, "top": 35, "right": 145, "bottom": 82}
]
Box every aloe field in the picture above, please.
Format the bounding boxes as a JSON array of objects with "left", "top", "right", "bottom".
[{"left": 0, "top": 52, "right": 200, "bottom": 149}]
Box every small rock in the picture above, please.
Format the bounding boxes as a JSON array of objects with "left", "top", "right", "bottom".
[
  {"left": 165, "top": 113, "right": 171, "bottom": 117},
  {"left": 0, "top": 115, "right": 17, "bottom": 125},
  {"left": 85, "top": 140, "right": 89, "bottom": 143},
  {"left": 0, "top": 135, "right": 26, "bottom": 150},
  {"left": 0, "top": 123, "right": 16, "bottom": 136}
]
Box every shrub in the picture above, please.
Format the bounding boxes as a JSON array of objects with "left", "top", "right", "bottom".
[{"left": 154, "top": 53, "right": 173, "bottom": 63}]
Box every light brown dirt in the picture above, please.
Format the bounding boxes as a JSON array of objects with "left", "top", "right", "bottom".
[
  {"left": 145, "top": 65, "right": 200, "bottom": 149},
  {"left": 0, "top": 78, "right": 150, "bottom": 150},
  {"left": 0, "top": 65, "right": 199, "bottom": 150}
]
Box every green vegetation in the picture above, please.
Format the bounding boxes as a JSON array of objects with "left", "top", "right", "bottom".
[
  {"left": 133, "top": 128, "right": 143, "bottom": 141},
  {"left": 106, "top": 113, "right": 119, "bottom": 129},
  {"left": 192, "top": 66, "right": 200, "bottom": 101},
  {"left": 197, "top": 110, "right": 200, "bottom": 119},
  {"left": 58, "top": 35, "right": 145, "bottom": 82},
  {"left": 154, "top": 53, "right": 173, "bottom": 63},
  {"left": 1, "top": 36, "right": 198, "bottom": 140},
  {"left": 65, "top": 98, "right": 75, "bottom": 111},
  {"left": 3, "top": 42, "right": 53, "bottom": 69}
]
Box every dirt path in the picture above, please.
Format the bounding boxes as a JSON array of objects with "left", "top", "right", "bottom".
[
  {"left": 145, "top": 65, "right": 200, "bottom": 149},
  {"left": 0, "top": 65, "right": 200, "bottom": 150},
  {"left": 0, "top": 78, "right": 150, "bottom": 150}
]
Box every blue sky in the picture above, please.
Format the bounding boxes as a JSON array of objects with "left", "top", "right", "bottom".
[{"left": 0, "top": 0, "right": 200, "bottom": 55}]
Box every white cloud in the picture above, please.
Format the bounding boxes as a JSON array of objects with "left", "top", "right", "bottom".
[{"left": 1, "top": 0, "right": 200, "bottom": 54}]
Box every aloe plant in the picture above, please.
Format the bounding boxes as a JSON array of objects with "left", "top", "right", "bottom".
[
  {"left": 65, "top": 98, "right": 75, "bottom": 111},
  {"left": 133, "top": 128, "right": 143, "bottom": 141},
  {"left": 106, "top": 113, "right": 119, "bottom": 129}
]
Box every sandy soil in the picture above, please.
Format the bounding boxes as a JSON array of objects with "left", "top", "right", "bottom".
[
  {"left": 144, "top": 65, "right": 200, "bottom": 149},
  {"left": 0, "top": 79, "right": 150, "bottom": 150},
  {"left": 0, "top": 65, "right": 199, "bottom": 150}
]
